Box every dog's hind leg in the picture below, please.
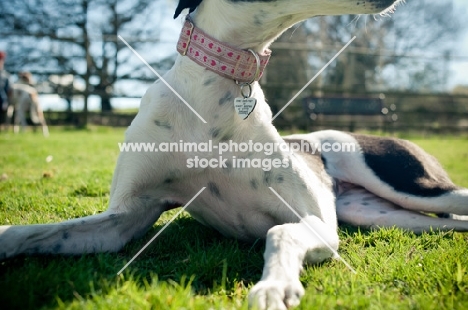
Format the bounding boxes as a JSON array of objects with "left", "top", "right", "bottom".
[
  {"left": 0, "top": 201, "right": 168, "bottom": 260},
  {"left": 13, "top": 103, "right": 26, "bottom": 134},
  {"left": 336, "top": 183, "right": 468, "bottom": 233},
  {"left": 287, "top": 131, "right": 468, "bottom": 216},
  {"left": 249, "top": 215, "right": 339, "bottom": 310}
]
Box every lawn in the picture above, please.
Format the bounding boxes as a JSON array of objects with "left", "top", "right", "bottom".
[{"left": 0, "top": 128, "right": 467, "bottom": 309}]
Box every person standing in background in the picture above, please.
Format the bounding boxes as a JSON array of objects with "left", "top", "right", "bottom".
[{"left": 0, "top": 51, "right": 12, "bottom": 131}]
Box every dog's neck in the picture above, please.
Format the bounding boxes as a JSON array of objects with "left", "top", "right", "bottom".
[
  {"left": 177, "top": 16, "right": 271, "bottom": 84},
  {"left": 189, "top": 0, "right": 301, "bottom": 53},
  {"left": 168, "top": 0, "right": 367, "bottom": 126}
]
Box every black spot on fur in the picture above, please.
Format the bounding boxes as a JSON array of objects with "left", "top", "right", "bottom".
[
  {"left": 208, "top": 182, "right": 223, "bottom": 200},
  {"left": 210, "top": 128, "right": 221, "bottom": 139},
  {"left": 203, "top": 76, "right": 216, "bottom": 86},
  {"left": 263, "top": 171, "right": 272, "bottom": 185},
  {"left": 362, "top": 196, "right": 381, "bottom": 201},
  {"left": 276, "top": 174, "right": 284, "bottom": 183},
  {"left": 343, "top": 202, "right": 351, "bottom": 206},
  {"left": 154, "top": 120, "right": 172, "bottom": 130},
  {"left": 250, "top": 179, "right": 259, "bottom": 190},
  {"left": 109, "top": 214, "right": 121, "bottom": 226},
  {"left": 62, "top": 231, "right": 69, "bottom": 240},
  {"left": 220, "top": 133, "right": 233, "bottom": 142},
  {"left": 351, "top": 134, "right": 458, "bottom": 197},
  {"left": 218, "top": 91, "right": 233, "bottom": 106},
  {"left": 109, "top": 214, "right": 122, "bottom": 227},
  {"left": 52, "top": 243, "right": 62, "bottom": 253},
  {"left": 139, "top": 195, "right": 151, "bottom": 201},
  {"left": 380, "top": 211, "right": 387, "bottom": 214},
  {"left": 164, "top": 170, "right": 181, "bottom": 184},
  {"left": 253, "top": 14, "right": 263, "bottom": 26},
  {"left": 362, "top": 202, "right": 369, "bottom": 206}
]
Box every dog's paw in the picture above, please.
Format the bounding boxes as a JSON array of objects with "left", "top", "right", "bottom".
[{"left": 248, "top": 280, "right": 304, "bottom": 310}]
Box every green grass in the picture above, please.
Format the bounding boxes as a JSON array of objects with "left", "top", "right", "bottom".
[{"left": 0, "top": 128, "right": 467, "bottom": 309}]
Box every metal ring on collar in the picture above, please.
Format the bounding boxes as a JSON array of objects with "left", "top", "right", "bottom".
[
  {"left": 236, "top": 49, "right": 261, "bottom": 86},
  {"left": 239, "top": 83, "right": 252, "bottom": 98},
  {"left": 247, "top": 49, "right": 261, "bottom": 85}
]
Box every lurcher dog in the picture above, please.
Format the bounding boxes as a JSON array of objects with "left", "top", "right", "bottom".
[
  {"left": 9, "top": 83, "right": 49, "bottom": 136},
  {"left": 1, "top": 0, "right": 468, "bottom": 309}
]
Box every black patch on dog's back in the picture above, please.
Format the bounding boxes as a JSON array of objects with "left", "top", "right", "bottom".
[{"left": 351, "top": 134, "right": 457, "bottom": 197}]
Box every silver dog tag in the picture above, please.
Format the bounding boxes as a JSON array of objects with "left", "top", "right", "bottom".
[{"left": 234, "top": 97, "right": 257, "bottom": 120}]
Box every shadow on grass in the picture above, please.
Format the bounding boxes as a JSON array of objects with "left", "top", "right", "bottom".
[{"left": 0, "top": 217, "right": 265, "bottom": 309}]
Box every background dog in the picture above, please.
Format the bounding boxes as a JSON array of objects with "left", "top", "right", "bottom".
[{"left": 8, "top": 82, "right": 49, "bottom": 136}]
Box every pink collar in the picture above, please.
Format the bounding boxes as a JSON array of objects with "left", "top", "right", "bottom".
[{"left": 177, "top": 16, "right": 271, "bottom": 84}]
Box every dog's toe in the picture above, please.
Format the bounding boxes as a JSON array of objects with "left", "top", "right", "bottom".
[{"left": 248, "top": 280, "right": 304, "bottom": 310}]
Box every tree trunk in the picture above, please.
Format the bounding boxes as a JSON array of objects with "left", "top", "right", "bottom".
[{"left": 100, "top": 95, "right": 112, "bottom": 112}]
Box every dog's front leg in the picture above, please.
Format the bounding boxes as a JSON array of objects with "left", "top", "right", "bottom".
[
  {"left": 249, "top": 216, "right": 339, "bottom": 310},
  {"left": 0, "top": 204, "right": 166, "bottom": 259},
  {"left": 0, "top": 141, "right": 172, "bottom": 259}
]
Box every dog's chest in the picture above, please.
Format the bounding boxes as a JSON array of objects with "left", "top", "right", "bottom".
[
  {"left": 131, "top": 68, "right": 330, "bottom": 240},
  {"left": 187, "top": 183, "right": 279, "bottom": 240},
  {"left": 168, "top": 149, "right": 327, "bottom": 240}
]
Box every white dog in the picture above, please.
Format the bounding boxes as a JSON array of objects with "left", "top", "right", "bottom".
[
  {"left": 8, "top": 83, "right": 49, "bottom": 136},
  {"left": 1, "top": 0, "right": 467, "bottom": 309}
]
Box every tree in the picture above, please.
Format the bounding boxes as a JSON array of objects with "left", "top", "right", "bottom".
[
  {"left": 261, "top": 26, "right": 310, "bottom": 124},
  {"left": 0, "top": 0, "right": 172, "bottom": 116},
  {"left": 303, "top": 0, "right": 462, "bottom": 93},
  {"left": 259, "top": 0, "right": 462, "bottom": 96}
]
